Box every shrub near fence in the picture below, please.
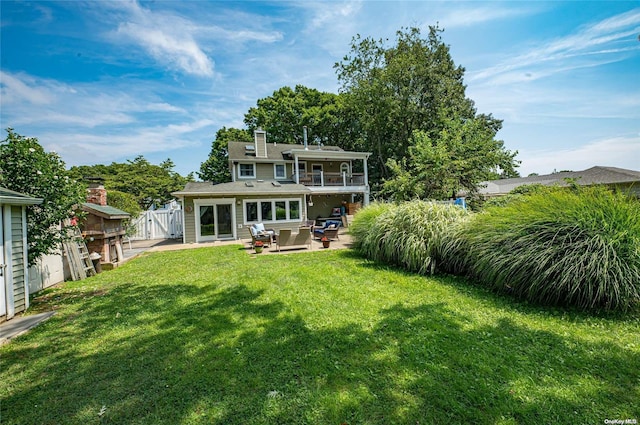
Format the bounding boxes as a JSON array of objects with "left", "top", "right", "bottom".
[
  {"left": 351, "top": 201, "right": 468, "bottom": 275},
  {"left": 454, "top": 186, "right": 640, "bottom": 311}
]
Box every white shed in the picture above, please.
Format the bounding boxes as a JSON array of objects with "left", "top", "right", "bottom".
[{"left": 1, "top": 187, "right": 42, "bottom": 322}]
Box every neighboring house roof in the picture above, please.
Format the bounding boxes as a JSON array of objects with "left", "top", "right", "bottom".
[
  {"left": 82, "top": 203, "right": 130, "bottom": 219},
  {"left": 478, "top": 166, "right": 640, "bottom": 196},
  {"left": 0, "top": 187, "right": 43, "bottom": 205},
  {"left": 172, "top": 180, "right": 311, "bottom": 197}
]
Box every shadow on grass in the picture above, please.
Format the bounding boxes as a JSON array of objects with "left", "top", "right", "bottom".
[
  {"left": 338, "top": 249, "right": 640, "bottom": 322},
  {"left": 2, "top": 257, "right": 639, "bottom": 424}
]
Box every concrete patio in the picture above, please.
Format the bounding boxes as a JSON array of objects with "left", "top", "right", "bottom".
[{"left": 125, "top": 227, "right": 352, "bottom": 257}]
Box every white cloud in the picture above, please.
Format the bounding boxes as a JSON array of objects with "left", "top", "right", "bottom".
[
  {"left": 306, "top": 1, "right": 362, "bottom": 30},
  {"left": 0, "top": 71, "right": 54, "bottom": 105},
  {"left": 41, "top": 118, "right": 214, "bottom": 167},
  {"left": 117, "top": 22, "right": 214, "bottom": 77},
  {"left": 292, "top": 1, "right": 363, "bottom": 57},
  {"left": 470, "top": 8, "right": 640, "bottom": 85},
  {"left": 101, "top": 1, "right": 215, "bottom": 77},
  {"left": 1, "top": 72, "right": 187, "bottom": 129},
  {"left": 468, "top": 75, "right": 640, "bottom": 125},
  {"left": 0, "top": 70, "right": 217, "bottom": 169},
  {"left": 519, "top": 135, "right": 640, "bottom": 175},
  {"left": 438, "top": 4, "right": 537, "bottom": 28}
]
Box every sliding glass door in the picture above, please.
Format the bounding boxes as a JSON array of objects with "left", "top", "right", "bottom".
[{"left": 194, "top": 199, "right": 236, "bottom": 242}]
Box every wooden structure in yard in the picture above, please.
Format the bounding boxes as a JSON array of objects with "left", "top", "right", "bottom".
[
  {"left": 80, "top": 180, "right": 130, "bottom": 270},
  {"left": 62, "top": 227, "right": 96, "bottom": 281}
]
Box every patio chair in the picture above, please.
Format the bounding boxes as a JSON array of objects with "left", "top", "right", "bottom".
[
  {"left": 313, "top": 220, "right": 341, "bottom": 241},
  {"left": 249, "top": 226, "right": 272, "bottom": 247},
  {"left": 276, "top": 228, "right": 312, "bottom": 252}
]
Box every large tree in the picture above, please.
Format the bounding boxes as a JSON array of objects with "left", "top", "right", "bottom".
[
  {"left": 0, "top": 128, "right": 87, "bottom": 265},
  {"left": 244, "top": 85, "right": 352, "bottom": 147},
  {"left": 198, "top": 127, "right": 252, "bottom": 183},
  {"left": 335, "top": 26, "right": 519, "bottom": 192},
  {"left": 69, "top": 156, "right": 193, "bottom": 210},
  {"left": 383, "top": 125, "right": 519, "bottom": 201}
]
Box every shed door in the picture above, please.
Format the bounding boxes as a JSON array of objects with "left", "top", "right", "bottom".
[{"left": 0, "top": 207, "right": 6, "bottom": 318}]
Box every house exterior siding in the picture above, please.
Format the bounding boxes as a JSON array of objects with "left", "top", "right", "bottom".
[
  {"left": 1, "top": 188, "right": 41, "bottom": 322},
  {"left": 173, "top": 130, "right": 371, "bottom": 245},
  {"left": 10, "top": 206, "right": 26, "bottom": 314},
  {"left": 183, "top": 197, "right": 196, "bottom": 243}
]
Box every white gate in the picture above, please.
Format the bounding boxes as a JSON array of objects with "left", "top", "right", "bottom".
[{"left": 131, "top": 209, "right": 183, "bottom": 240}]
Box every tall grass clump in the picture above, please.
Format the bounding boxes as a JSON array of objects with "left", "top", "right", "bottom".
[
  {"left": 349, "top": 202, "right": 395, "bottom": 252},
  {"left": 351, "top": 200, "right": 468, "bottom": 275},
  {"left": 457, "top": 186, "right": 640, "bottom": 311}
]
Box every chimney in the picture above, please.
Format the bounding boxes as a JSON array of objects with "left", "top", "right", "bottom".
[
  {"left": 254, "top": 129, "right": 267, "bottom": 158},
  {"left": 303, "top": 126, "right": 308, "bottom": 150},
  {"left": 86, "top": 177, "right": 107, "bottom": 206}
]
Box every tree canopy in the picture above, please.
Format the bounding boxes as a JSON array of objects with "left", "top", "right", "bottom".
[
  {"left": 335, "top": 26, "right": 519, "bottom": 194},
  {"left": 383, "top": 126, "right": 519, "bottom": 201},
  {"left": 244, "top": 85, "right": 352, "bottom": 146},
  {"left": 69, "top": 156, "right": 193, "bottom": 211},
  {"left": 0, "top": 129, "right": 87, "bottom": 265},
  {"left": 198, "top": 127, "right": 252, "bottom": 183}
]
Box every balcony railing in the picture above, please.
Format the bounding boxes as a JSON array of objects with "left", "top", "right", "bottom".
[{"left": 293, "top": 172, "right": 365, "bottom": 187}]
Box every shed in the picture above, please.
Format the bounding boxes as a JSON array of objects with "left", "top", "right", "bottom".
[{"left": 1, "top": 187, "right": 42, "bottom": 322}]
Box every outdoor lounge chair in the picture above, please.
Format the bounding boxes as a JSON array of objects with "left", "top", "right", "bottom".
[
  {"left": 313, "top": 220, "right": 341, "bottom": 240},
  {"left": 275, "top": 227, "right": 312, "bottom": 252},
  {"left": 249, "top": 225, "right": 273, "bottom": 247}
]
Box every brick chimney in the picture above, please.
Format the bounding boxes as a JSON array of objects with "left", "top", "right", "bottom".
[{"left": 86, "top": 177, "right": 107, "bottom": 206}]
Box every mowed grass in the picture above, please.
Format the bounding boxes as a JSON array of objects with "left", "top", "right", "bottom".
[{"left": 1, "top": 246, "right": 638, "bottom": 424}]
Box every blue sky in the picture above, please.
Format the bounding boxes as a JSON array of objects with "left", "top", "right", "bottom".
[{"left": 1, "top": 1, "right": 639, "bottom": 178}]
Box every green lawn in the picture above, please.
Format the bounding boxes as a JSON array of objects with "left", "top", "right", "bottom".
[{"left": 1, "top": 246, "right": 638, "bottom": 424}]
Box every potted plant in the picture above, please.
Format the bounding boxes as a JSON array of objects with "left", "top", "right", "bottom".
[
  {"left": 254, "top": 240, "right": 264, "bottom": 254},
  {"left": 321, "top": 236, "right": 330, "bottom": 248}
]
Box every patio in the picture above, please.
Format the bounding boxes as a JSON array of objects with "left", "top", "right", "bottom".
[{"left": 125, "top": 227, "right": 352, "bottom": 258}]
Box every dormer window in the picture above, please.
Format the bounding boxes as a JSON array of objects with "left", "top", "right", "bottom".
[
  {"left": 274, "top": 163, "right": 286, "bottom": 179},
  {"left": 239, "top": 163, "right": 256, "bottom": 179}
]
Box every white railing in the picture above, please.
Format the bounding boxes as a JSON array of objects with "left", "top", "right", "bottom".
[{"left": 293, "top": 172, "right": 365, "bottom": 187}]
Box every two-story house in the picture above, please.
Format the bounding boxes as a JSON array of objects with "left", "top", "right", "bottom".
[{"left": 172, "top": 130, "right": 371, "bottom": 243}]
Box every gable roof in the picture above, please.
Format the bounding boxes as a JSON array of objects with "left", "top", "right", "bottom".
[
  {"left": 172, "top": 180, "right": 311, "bottom": 197},
  {"left": 479, "top": 166, "right": 640, "bottom": 196},
  {"left": 228, "top": 141, "right": 346, "bottom": 162},
  {"left": 0, "top": 187, "right": 43, "bottom": 205},
  {"left": 82, "top": 203, "right": 130, "bottom": 219}
]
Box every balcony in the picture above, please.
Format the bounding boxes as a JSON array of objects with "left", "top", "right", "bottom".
[{"left": 293, "top": 172, "right": 366, "bottom": 187}]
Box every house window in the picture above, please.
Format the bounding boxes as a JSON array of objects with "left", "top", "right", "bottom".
[
  {"left": 290, "top": 200, "right": 300, "bottom": 220},
  {"left": 246, "top": 202, "right": 258, "bottom": 222},
  {"left": 239, "top": 163, "right": 255, "bottom": 178},
  {"left": 275, "top": 201, "right": 287, "bottom": 220},
  {"left": 244, "top": 199, "right": 303, "bottom": 223},
  {"left": 261, "top": 202, "right": 273, "bottom": 221},
  {"left": 274, "top": 164, "right": 286, "bottom": 179}
]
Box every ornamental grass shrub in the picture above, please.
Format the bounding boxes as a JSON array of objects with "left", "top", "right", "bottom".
[
  {"left": 451, "top": 186, "right": 640, "bottom": 311},
  {"left": 350, "top": 201, "right": 468, "bottom": 275}
]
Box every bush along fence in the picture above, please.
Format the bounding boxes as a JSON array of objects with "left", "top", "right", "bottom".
[{"left": 351, "top": 187, "right": 640, "bottom": 312}]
